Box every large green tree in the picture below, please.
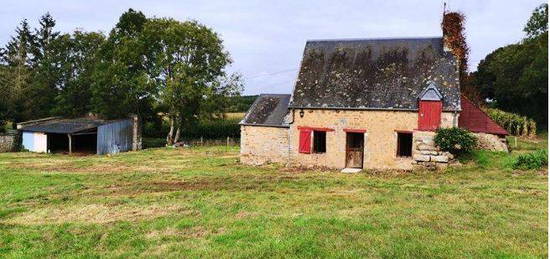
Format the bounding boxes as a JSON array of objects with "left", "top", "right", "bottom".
[
  {"left": 0, "top": 19, "right": 34, "bottom": 123},
  {"left": 472, "top": 3, "right": 548, "bottom": 126},
  {"left": 53, "top": 31, "right": 105, "bottom": 117},
  {"left": 90, "top": 9, "right": 156, "bottom": 120},
  {"left": 27, "top": 13, "right": 62, "bottom": 118},
  {"left": 142, "top": 18, "right": 240, "bottom": 144}
]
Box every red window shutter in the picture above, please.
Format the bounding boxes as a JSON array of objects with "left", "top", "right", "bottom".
[
  {"left": 299, "top": 129, "right": 312, "bottom": 154},
  {"left": 418, "top": 100, "right": 442, "bottom": 130}
]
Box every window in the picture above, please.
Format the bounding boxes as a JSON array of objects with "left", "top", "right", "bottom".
[
  {"left": 396, "top": 132, "right": 413, "bottom": 157},
  {"left": 313, "top": 131, "right": 326, "bottom": 153}
]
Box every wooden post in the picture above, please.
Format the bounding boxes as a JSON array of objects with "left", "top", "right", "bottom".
[
  {"left": 200, "top": 136, "right": 203, "bottom": 146},
  {"left": 226, "top": 136, "right": 229, "bottom": 146},
  {"left": 514, "top": 136, "right": 517, "bottom": 148},
  {"left": 67, "top": 134, "right": 72, "bottom": 154}
]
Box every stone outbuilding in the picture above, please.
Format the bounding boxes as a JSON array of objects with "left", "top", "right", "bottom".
[{"left": 240, "top": 36, "right": 507, "bottom": 170}]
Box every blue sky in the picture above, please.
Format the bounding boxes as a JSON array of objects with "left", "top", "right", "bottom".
[{"left": 0, "top": 0, "right": 543, "bottom": 95}]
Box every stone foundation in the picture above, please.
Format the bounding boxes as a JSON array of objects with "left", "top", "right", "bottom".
[
  {"left": 412, "top": 130, "right": 454, "bottom": 169},
  {"left": 474, "top": 133, "right": 508, "bottom": 152}
]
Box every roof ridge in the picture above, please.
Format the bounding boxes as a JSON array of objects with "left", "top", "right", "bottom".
[{"left": 306, "top": 36, "right": 443, "bottom": 43}]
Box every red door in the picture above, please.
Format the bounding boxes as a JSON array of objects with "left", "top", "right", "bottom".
[{"left": 418, "top": 100, "right": 442, "bottom": 131}]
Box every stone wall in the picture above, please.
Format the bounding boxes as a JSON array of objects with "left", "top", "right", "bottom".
[
  {"left": 288, "top": 109, "right": 458, "bottom": 170},
  {"left": 412, "top": 130, "right": 454, "bottom": 169},
  {"left": 240, "top": 125, "right": 290, "bottom": 165},
  {"left": 0, "top": 131, "right": 20, "bottom": 152},
  {"left": 474, "top": 133, "right": 508, "bottom": 152}
]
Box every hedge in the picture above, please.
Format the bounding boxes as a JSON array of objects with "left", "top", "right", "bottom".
[{"left": 485, "top": 108, "right": 537, "bottom": 137}]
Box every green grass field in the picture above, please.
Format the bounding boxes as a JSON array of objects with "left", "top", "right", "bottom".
[{"left": 0, "top": 137, "right": 547, "bottom": 258}]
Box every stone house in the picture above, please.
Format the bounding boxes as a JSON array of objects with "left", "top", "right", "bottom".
[{"left": 240, "top": 37, "right": 507, "bottom": 170}]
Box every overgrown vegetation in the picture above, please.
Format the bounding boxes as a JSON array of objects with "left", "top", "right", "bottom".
[
  {"left": 470, "top": 3, "right": 548, "bottom": 126},
  {"left": 442, "top": 11, "right": 469, "bottom": 84},
  {"left": 0, "top": 9, "right": 243, "bottom": 145},
  {"left": 513, "top": 149, "right": 548, "bottom": 170},
  {"left": 434, "top": 127, "right": 477, "bottom": 155},
  {"left": 0, "top": 135, "right": 546, "bottom": 257},
  {"left": 486, "top": 108, "right": 537, "bottom": 136}
]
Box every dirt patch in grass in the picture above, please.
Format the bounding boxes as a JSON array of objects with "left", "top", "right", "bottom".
[
  {"left": 97, "top": 175, "right": 307, "bottom": 196},
  {"left": 146, "top": 226, "right": 213, "bottom": 239},
  {"left": 2, "top": 204, "right": 187, "bottom": 225}
]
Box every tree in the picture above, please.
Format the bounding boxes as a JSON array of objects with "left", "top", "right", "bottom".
[
  {"left": 472, "top": 3, "right": 548, "bottom": 126},
  {"left": 27, "top": 13, "right": 61, "bottom": 118},
  {"left": 1, "top": 19, "right": 34, "bottom": 123},
  {"left": 142, "top": 18, "right": 239, "bottom": 145},
  {"left": 524, "top": 3, "right": 548, "bottom": 39},
  {"left": 53, "top": 31, "right": 106, "bottom": 117},
  {"left": 90, "top": 9, "right": 156, "bottom": 120}
]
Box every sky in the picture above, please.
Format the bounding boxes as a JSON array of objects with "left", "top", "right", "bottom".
[{"left": 0, "top": 0, "right": 543, "bottom": 95}]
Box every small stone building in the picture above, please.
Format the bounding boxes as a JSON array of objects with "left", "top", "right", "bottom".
[{"left": 240, "top": 37, "right": 507, "bottom": 170}]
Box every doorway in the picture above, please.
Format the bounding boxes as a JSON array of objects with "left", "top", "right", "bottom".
[{"left": 346, "top": 132, "right": 364, "bottom": 168}]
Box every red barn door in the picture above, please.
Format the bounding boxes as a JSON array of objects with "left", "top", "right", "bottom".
[{"left": 418, "top": 100, "right": 442, "bottom": 131}]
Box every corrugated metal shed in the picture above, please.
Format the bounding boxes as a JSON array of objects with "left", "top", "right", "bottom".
[
  {"left": 97, "top": 119, "right": 133, "bottom": 155},
  {"left": 19, "top": 118, "right": 110, "bottom": 134},
  {"left": 459, "top": 96, "right": 508, "bottom": 136}
]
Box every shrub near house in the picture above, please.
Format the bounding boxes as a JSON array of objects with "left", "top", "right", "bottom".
[{"left": 434, "top": 127, "right": 477, "bottom": 156}]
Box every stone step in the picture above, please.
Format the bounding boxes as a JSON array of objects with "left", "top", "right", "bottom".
[{"left": 341, "top": 168, "right": 362, "bottom": 174}]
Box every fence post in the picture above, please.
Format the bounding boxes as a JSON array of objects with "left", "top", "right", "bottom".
[
  {"left": 226, "top": 136, "right": 229, "bottom": 147},
  {"left": 200, "top": 136, "right": 204, "bottom": 146}
]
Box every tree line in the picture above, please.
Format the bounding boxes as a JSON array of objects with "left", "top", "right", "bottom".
[
  {"left": 0, "top": 9, "right": 243, "bottom": 144},
  {"left": 464, "top": 3, "right": 548, "bottom": 127}
]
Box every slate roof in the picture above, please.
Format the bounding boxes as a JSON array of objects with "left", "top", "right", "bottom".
[
  {"left": 289, "top": 37, "right": 461, "bottom": 111},
  {"left": 240, "top": 94, "right": 291, "bottom": 127},
  {"left": 19, "top": 118, "right": 112, "bottom": 134}
]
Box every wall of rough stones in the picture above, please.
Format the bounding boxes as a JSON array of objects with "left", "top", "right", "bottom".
[
  {"left": 474, "top": 133, "right": 508, "bottom": 152},
  {"left": 0, "top": 131, "right": 20, "bottom": 152},
  {"left": 412, "top": 130, "right": 455, "bottom": 169},
  {"left": 288, "top": 109, "right": 457, "bottom": 170},
  {"left": 240, "top": 125, "right": 289, "bottom": 165}
]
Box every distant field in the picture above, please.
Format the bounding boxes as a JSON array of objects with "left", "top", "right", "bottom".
[
  {"left": 225, "top": 112, "right": 246, "bottom": 120},
  {"left": 0, "top": 136, "right": 547, "bottom": 257}
]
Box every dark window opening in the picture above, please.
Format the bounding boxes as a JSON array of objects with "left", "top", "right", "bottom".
[
  {"left": 397, "top": 132, "right": 413, "bottom": 157},
  {"left": 313, "top": 131, "right": 326, "bottom": 153}
]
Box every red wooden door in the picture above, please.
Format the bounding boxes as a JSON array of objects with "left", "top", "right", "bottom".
[{"left": 418, "top": 100, "right": 442, "bottom": 130}]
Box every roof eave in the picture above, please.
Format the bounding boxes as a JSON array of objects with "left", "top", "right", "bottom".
[{"left": 288, "top": 106, "right": 461, "bottom": 112}]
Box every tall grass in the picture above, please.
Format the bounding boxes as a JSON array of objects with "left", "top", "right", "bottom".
[{"left": 485, "top": 108, "right": 537, "bottom": 137}]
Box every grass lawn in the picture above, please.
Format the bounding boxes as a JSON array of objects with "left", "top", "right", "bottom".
[{"left": 0, "top": 137, "right": 547, "bottom": 258}]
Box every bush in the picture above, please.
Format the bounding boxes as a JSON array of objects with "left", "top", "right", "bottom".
[
  {"left": 434, "top": 127, "right": 477, "bottom": 155},
  {"left": 183, "top": 118, "right": 240, "bottom": 139},
  {"left": 485, "top": 108, "right": 537, "bottom": 137},
  {"left": 513, "top": 149, "right": 548, "bottom": 170}
]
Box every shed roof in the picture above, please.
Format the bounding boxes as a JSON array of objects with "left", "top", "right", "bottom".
[
  {"left": 459, "top": 96, "right": 508, "bottom": 136},
  {"left": 240, "top": 94, "right": 291, "bottom": 127},
  {"left": 19, "top": 118, "right": 117, "bottom": 134},
  {"left": 289, "top": 37, "right": 461, "bottom": 111}
]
